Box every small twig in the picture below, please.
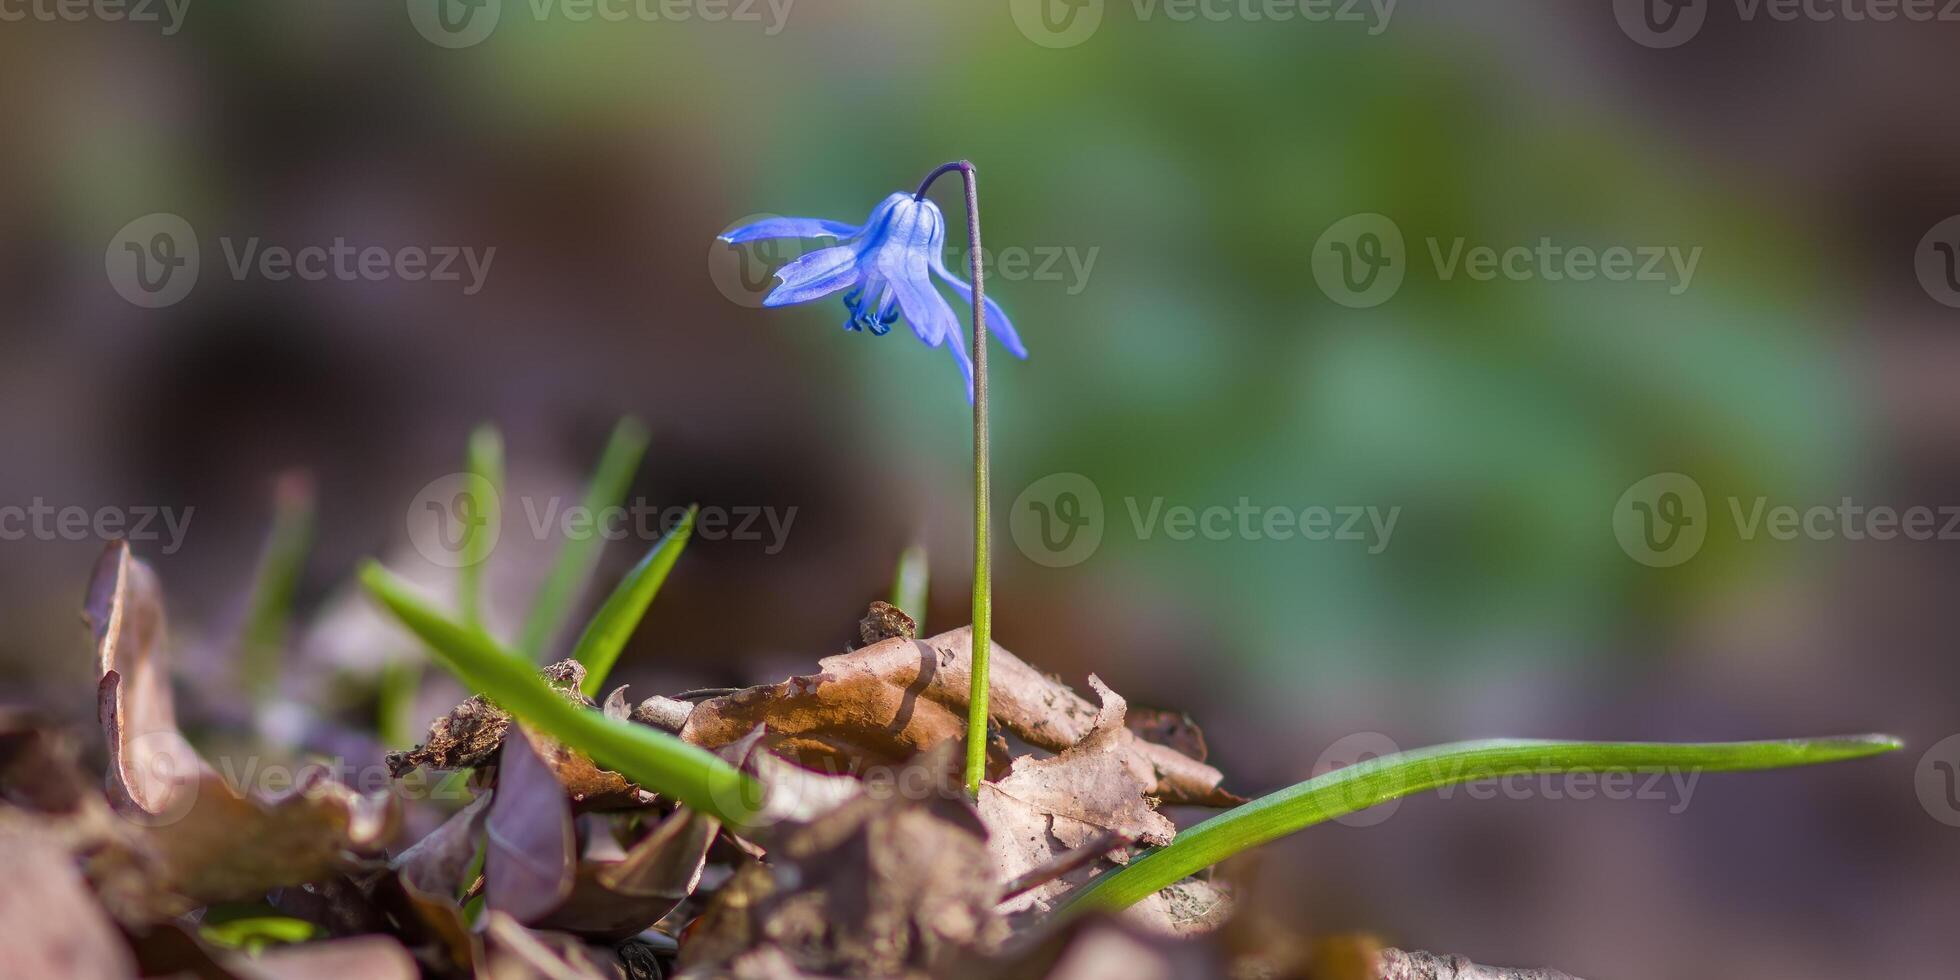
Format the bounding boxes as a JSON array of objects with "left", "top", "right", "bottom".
[
  {"left": 998, "top": 830, "right": 1131, "bottom": 902},
  {"left": 1377, "top": 948, "right": 1585, "bottom": 980},
  {"left": 673, "top": 687, "right": 744, "bottom": 701}
]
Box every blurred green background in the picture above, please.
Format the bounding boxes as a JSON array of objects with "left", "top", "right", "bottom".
[{"left": 2, "top": 2, "right": 1956, "bottom": 976}]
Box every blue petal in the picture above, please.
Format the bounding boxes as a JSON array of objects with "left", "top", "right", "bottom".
[
  {"left": 764, "top": 245, "right": 861, "bottom": 307},
  {"left": 719, "top": 216, "right": 859, "bottom": 244},
  {"left": 930, "top": 252, "right": 1028, "bottom": 359},
  {"left": 946, "top": 321, "right": 975, "bottom": 403},
  {"left": 890, "top": 272, "right": 958, "bottom": 349}
]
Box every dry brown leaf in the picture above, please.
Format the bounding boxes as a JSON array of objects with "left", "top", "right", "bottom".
[
  {"left": 486, "top": 727, "right": 578, "bottom": 924},
  {"left": 0, "top": 821, "right": 137, "bottom": 979},
  {"left": 531, "top": 806, "right": 718, "bottom": 940},
  {"left": 714, "top": 725, "right": 865, "bottom": 834},
  {"left": 678, "top": 745, "right": 1007, "bottom": 979},
  {"left": 979, "top": 676, "right": 1182, "bottom": 918},
  {"left": 988, "top": 676, "right": 1176, "bottom": 847},
  {"left": 87, "top": 542, "right": 398, "bottom": 918},
  {"left": 230, "top": 935, "right": 420, "bottom": 980},
  {"left": 1122, "top": 877, "right": 1233, "bottom": 939},
  {"left": 482, "top": 910, "right": 638, "bottom": 980},
  {"left": 679, "top": 628, "right": 1238, "bottom": 809},
  {"left": 376, "top": 792, "right": 490, "bottom": 974},
  {"left": 678, "top": 633, "right": 1010, "bottom": 778}
]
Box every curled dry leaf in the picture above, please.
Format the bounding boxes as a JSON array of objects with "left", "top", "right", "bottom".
[
  {"left": 679, "top": 628, "right": 1238, "bottom": 809},
  {"left": 531, "top": 805, "right": 718, "bottom": 940},
  {"left": 486, "top": 727, "right": 715, "bottom": 940},
  {"left": 379, "top": 792, "right": 492, "bottom": 972},
  {"left": 486, "top": 727, "right": 578, "bottom": 925},
  {"left": 87, "top": 543, "right": 398, "bottom": 918},
  {"left": 678, "top": 745, "right": 1008, "bottom": 979}
]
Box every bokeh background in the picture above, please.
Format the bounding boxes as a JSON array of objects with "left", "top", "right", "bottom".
[{"left": 3, "top": 1, "right": 1958, "bottom": 975}]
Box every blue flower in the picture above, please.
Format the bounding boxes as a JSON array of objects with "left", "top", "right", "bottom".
[{"left": 721, "top": 192, "right": 1028, "bottom": 397}]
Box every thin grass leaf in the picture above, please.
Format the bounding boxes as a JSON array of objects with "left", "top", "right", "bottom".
[
  {"left": 1060, "top": 734, "right": 1902, "bottom": 915},
  {"left": 572, "top": 506, "right": 696, "bottom": 697},
  {"left": 377, "top": 657, "right": 423, "bottom": 749},
  {"left": 198, "top": 913, "right": 322, "bottom": 952},
  {"left": 518, "top": 417, "right": 650, "bottom": 661},
  {"left": 360, "top": 561, "right": 761, "bottom": 827},
  {"left": 386, "top": 426, "right": 504, "bottom": 746},
  {"left": 239, "top": 473, "right": 315, "bottom": 702},
  {"left": 458, "top": 424, "right": 505, "bottom": 632},
  {"left": 889, "top": 542, "right": 928, "bottom": 630}
]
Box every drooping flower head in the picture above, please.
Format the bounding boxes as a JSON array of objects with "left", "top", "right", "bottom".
[{"left": 720, "top": 192, "right": 1028, "bottom": 399}]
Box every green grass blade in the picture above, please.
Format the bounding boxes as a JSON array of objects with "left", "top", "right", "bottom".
[
  {"left": 518, "top": 417, "right": 650, "bottom": 661},
  {"left": 572, "top": 506, "right": 697, "bottom": 697},
  {"left": 361, "top": 561, "right": 761, "bottom": 827},
  {"left": 458, "top": 424, "right": 505, "bottom": 632},
  {"left": 1061, "top": 735, "right": 1902, "bottom": 915},
  {"left": 239, "top": 473, "right": 316, "bottom": 702},
  {"left": 889, "top": 542, "right": 928, "bottom": 630}
]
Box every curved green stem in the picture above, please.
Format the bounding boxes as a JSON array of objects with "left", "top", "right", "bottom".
[{"left": 919, "top": 159, "right": 991, "bottom": 796}]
